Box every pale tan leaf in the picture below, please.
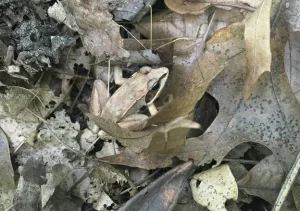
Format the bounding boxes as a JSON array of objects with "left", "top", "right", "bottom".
[
  {"left": 243, "top": 0, "right": 272, "bottom": 100},
  {"left": 191, "top": 164, "right": 238, "bottom": 211}
]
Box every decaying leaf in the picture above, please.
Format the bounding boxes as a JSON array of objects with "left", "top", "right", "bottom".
[
  {"left": 286, "top": 0, "right": 300, "bottom": 31},
  {"left": 190, "top": 164, "right": 238, "bottom": 211},
  {"left": 243, "top": 0, "right": 272, "bottom": 100},
  {"left": 237, "top": 155, "right": 285, "bottom": 204},
  {"left": 48, "top": 0, "right": 129, "bottom": 58},
  {"left": 41, "top": 164, "right": 73, "bottom": 208},
  {"left": 13, "top": 156, "right": 46, "bottom": 211},
  {"left": 16, "top": 110, "right": 81, "bottom": 168},
  {"left": 119, "top": 160, "right": 195, "bottom": 211},
  {"left": 164, "top": 0, "right": 255, "bottom": 15},
  {"left": 73, "top": 164, "right": 126, "bottom": 211},
  {"left": 0, "top": 127, "right": 15, "bottom": 210},
  {"left": 177, "top": 14, "right": 300, "bottom": 172},
  {"left": 111, "top": 0, "right": 156, "bottom": 21}
]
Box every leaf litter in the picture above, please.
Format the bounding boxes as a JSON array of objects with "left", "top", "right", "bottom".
[{"left": 1, "top": 0, "right": 300, "bottom": 210}]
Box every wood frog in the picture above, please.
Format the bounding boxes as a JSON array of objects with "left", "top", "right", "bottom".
[{"left": 89, "top": 66, "right": 169, "bottom": 139}]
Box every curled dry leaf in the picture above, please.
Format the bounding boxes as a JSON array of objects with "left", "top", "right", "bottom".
[
  {"left": 190, "top": 164, "right": 238, "bottom": 211},
  {"left": 119, "top": 160, "right": 195, "bottom": 211},
  {"left": 0, "top": 127, "right": 15, "bottom": 210},
  {"left": 243, "top": 0, "right": 272, "bottom": 100},
  {"left": 284, "top": 31, "right": 300, "bottom": 102},
  {"left": 237, "top": 155, "right": 285, "bottom": 204}
]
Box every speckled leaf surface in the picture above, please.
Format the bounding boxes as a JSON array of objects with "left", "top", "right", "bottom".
[{"left": 179, "top": 19, "right": 300, "bottom": 171}]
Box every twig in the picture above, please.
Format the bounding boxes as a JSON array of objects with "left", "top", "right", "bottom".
[
  {"left": 119, "top": 25, "right": 147, "bottom": 50},
  {"left": 85, "top": 136, "right": 101, "bottom": 154},
  {"left": 183, "top": 10, "right": 216, "bottom": 87},
  {"left": 149, "top": 5, "right": 153, "bottom": 50},
  {"left": 154, "top": 38, "right": 194, "bottom": 51},
  {"left": 213, "top": 3, "right": 255, "bottom": 11},
  {"left": 107, "top": 59, "right": 111, "bottom": 98},
  {"left": 120, "top": 169, "right": 160, "bottom": 195},
  {"left": 67, "top": 164, "right": 96, "bottom": 194},
  {"left": 13, "top": 140, "right": 24, "bottom": 154},
  {"left": 272, "top": 151, "right": 300, "bottom": 211},
  {"left": 223, "top": 158, "right": 258, "bottom": 165}
]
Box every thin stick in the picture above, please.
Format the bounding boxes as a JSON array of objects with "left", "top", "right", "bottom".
[
  {"left": 223, "top": 158, "right": 258, "bottom": 165},
  {"left": 85, "top": 136, "right": 101, "bottom": 154},
  {"left": 67, "top": 164, "right": 96, "bottom": 194},
  {"left": 213, "top": 3, "right": 255, "bottom": 11},
  {"left": 119, "top": 25, "right": 147, "bottom": 50},
  {"left": 149, "top": 5, "right": 153, "bottom": 50},
  {"left": 183, "top": 10, "right": 216, "bottom": 87},
  {"left": 4, "top": 204, "right": 16, "bottom": 211},
  {"left": 13, "top": 140, "right": 24, "bottom": 154},
  {"left": 272, "top": 151, "right": 300, "bottom": 211},
  {"left": 107, "top": 59, "right": 111, "bottom": 98},
  {"left": 154, "top": 37, "right": 194, "bottom": 51},
  {"left": 120, "top": 169, "right": 160, "bottom": 195}
]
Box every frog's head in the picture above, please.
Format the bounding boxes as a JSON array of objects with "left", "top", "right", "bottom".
[{"left": 142, "top": 66, "right": 169, "bottom": 105}]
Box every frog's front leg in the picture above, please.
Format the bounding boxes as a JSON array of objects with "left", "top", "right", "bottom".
[
  {"left": 114, "top": 66, "right": 128, "bottom": 85},
  {"left": 97, "top": 113, "right": 148, "bottom": 140},
  {"left": 89, "top": 79, "right": 110, "bottom": 133}
]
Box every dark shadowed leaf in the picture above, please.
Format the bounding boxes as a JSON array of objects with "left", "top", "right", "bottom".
[{"left": 118, "top": 160, "right": 195, "bottom": 211}]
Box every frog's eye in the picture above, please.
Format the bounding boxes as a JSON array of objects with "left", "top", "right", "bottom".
[{"left": 147, "top": 78, "right": 158, "bottom": 90}]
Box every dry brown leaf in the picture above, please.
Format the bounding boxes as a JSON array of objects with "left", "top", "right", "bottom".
[
  {"left": 119, "top": 160, "right": 195, "bottom": 211},
  {"left": 134, "top": 10, "right": 208, "bottom": 39},
  {"left": 164, "top": 0, "right": 255, "bottom": 15},
  {"left": 243, "top": 0, "right": 272, "bottom": 100}
]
